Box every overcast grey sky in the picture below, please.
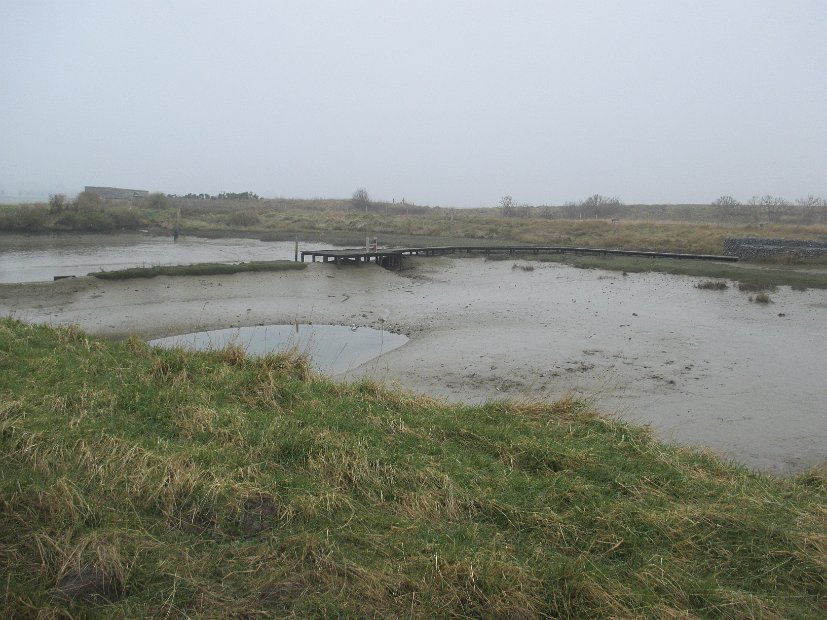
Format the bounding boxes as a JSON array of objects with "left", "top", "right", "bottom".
[{"left": 1, "top": 1, "right": 825, "bottom": 206}]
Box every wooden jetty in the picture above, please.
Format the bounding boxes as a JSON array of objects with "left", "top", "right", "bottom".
[{"left": 300, "top": 245, "right": 738, "bottom": 269}]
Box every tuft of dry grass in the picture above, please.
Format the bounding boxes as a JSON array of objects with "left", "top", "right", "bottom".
[
  {"left": 216, "top": 342, "right": 246, "bottom": 366},
  {"left": 739, "top": 281, "right": 776, "bottom": 293},
  {"left": 696, "top": 280, "right": 728, "bottom": 290}
]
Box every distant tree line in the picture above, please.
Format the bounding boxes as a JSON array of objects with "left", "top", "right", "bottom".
[
  {"left": 496, "top": 192, "right": 826, "bottom": 224},
  {"left": 344, "top": 187, "right": 430, "bottom": 215},
  {"left": 499, "top": 194, "right": 624, "bottom": 219},
  {"left": 713, "top": 194, "right": 826, "bottom": 209},
  {"left": 4, "top": 187, "right": 826, "bottom": 234},
  {"left": 563, "top": 194, "right": 624, "bottom": 219},
  {"left": 712, "top": 194, "right": 826, "bottom": 223},
  {"left": 168, "top": 191, "right": 261, "bottom": 201}
]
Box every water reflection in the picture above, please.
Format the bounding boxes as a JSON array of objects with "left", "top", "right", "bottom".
[
  {"left": 149, "top": 324, "right": 407, "bottom": 375},
  {"left": 0, "top": 235, "right": 339, "bottom": 283}
]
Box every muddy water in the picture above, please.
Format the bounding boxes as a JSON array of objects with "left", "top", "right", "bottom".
[
  {"left": 0, "top": 234, "right": 338, "bottom": 283},
  {"left": 149, "top": 324, "right": 407, "bottom": 375}
]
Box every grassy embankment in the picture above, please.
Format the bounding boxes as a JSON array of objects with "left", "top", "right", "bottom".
[
  {"left": 4, "top": 197, "right": 827, "bottom": 257},
  {"left": 182, "top": 206, "right": 827, "bottom": 257},
  {"left": 1, "top": 318, "right": 825, "bottom": 617},
  {"left": 90, "top": 260, "right": 306, "bottom": 280}
]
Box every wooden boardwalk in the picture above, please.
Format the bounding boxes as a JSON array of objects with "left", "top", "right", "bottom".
[{"left": 300, "top": 245, "right": 738, "bottom": 269}]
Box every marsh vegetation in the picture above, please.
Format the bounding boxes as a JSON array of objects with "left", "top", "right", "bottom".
[
  {"left": 91, "top": 260, "right": 305, "bottom": 280},
  {"left": 695, "top": 280, "right": 728, "bottom": 290},
  {"left": 3, "top": 194, "right": 827, "bottom": 259}
]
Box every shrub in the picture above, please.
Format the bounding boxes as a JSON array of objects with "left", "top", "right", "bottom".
[
  {"left": 696, "top": 280, "right": 728, "bottom": 290},
  {"left": 56, "top": 209, "right": 116, "bottom": 232},
  {"left": 110, "top": 207, "right": 148, "bottom": 230},
  {"left": 75, "top": 190, "right": 103, "bottom": 212},
  {"left": 48, "top": 193, "right": 67, "bottom": 213},
  {"left": 754, "top": 293, "right": 772, "bottom": 304},
  {"left": 145, "top": 192, "right": 170, "bottom": 210},
  {"left": 0, "top": 206, "right": 49, "bottom": 231},
  {"left": 225, "top": 210, "right": 261, "bottom": 227},
  {"left": 738, "top": 282, "right": 775, "bottom": 293}
]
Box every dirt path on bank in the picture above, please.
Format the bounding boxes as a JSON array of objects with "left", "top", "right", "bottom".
[{"left": 2, "top": 257, "right": 825, "bottom": 474}]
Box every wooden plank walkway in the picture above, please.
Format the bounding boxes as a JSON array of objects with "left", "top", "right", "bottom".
[{"left": 300, "top": 245, "right": 738, "bottom": 269}]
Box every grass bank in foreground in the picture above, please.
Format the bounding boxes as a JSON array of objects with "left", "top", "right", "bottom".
[
  {"left": 1, "top": 319, "right": 825, "bottom": 617},
  {"left": 90, "top": 260, "right": 306, "bottom": 280},
  {"left": 501, "top": 253, "right": 827, "bottom": 291}
]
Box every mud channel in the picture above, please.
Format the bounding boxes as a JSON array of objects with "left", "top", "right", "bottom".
[{"left": 2, "top": 250, "right": 825, "bottom": 475}]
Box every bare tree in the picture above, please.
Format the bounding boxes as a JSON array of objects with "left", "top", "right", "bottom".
[
  {"left": 750, "top": 195, "right": 788, "bottom": 223},
  {"left": 713, "top": 195, "right": 740, "bottom": 207},
  {"left": 579, "top": 194, "right": 623, "bottom": 219},
  {"left": 712, "top": 195, "right": 740, "bottom": 221},
  {"left": 499, "top": 195, "right": 515, "bottom": 217},
  {"left": 796, "top": 195, "right": 825, "bottom": 208},
  {"left": 352, "top": 187, "right": 370, "bottom": 212}
]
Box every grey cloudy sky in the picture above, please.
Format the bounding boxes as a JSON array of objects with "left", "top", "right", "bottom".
[{"left": 1, "top": 1, "right": 825, "bottom": 206}]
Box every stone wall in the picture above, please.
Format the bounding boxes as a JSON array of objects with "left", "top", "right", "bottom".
[{"left": 723, "top": 237, "right": 827, "bottom": 259}]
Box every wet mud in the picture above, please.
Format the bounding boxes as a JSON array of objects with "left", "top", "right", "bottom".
[{"left": 2, "top": 254, "right": 825, "bottom": 474}]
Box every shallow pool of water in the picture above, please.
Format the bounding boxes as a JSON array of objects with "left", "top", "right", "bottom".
[{"left": 149, "top": 324, "right": 408, "bottom": 375}]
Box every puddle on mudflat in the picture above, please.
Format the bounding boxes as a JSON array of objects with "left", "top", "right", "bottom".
[{"left": 148, "top": 324, "right": 407, "bottom": 375}]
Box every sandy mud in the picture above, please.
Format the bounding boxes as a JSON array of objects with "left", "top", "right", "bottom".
[{"left": 2, "top": 256, "right": 825, "bottom": 474}]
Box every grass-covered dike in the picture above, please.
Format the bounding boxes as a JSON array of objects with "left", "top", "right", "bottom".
[{"left": 0, "top": 318, "right": 825, "bottom": 618}]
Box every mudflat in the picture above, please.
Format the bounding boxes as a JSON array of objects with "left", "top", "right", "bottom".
[{"left": 2, "top": 256, "right": 825, "bottom": 474}]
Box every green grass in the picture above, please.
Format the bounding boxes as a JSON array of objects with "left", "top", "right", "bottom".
[
  {"left": 511, "top": 253, "right": 827, "bottom": 290},
  {"left": 90, "top": 260, "right": 306, "bottom": 280},
  {"left": 1, "top": 318, "right": 825, "bottom": 617}
]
